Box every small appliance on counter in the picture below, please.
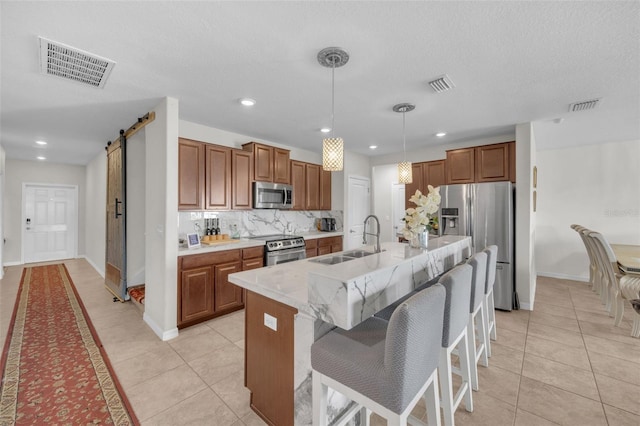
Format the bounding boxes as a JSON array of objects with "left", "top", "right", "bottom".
[{"left": 319, "top": 218, "right": 337, "bottom": 232}]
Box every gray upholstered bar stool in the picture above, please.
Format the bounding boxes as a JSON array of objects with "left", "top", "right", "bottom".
[
  {"left": 311, "top": 285, "right": 446, "bottom": 426},
  {"left": 482, "top": 246, "right": 498, "bottom": 356},
  {"left": 466, "top": 252, "right": 489, "bottom": 391},
  {"left": 438, "top": 264, "right": 474, "bottom": 426}
]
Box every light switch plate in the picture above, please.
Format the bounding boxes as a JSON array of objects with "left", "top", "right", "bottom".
[{"left": 264, "top": 313, "right": 277, "bottom": 331}]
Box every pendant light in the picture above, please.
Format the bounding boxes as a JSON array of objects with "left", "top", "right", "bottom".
[
  {"left": 318, "top": 47, "right": 349, "bottom": 171},
  {"left": 393, "top": 103, "right": 415, "bottom": 184}
]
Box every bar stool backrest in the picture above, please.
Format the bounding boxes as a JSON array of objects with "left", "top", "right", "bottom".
[
  {"left": 483, "top": 245, "right": 498, "bottom": 295},
  {"left": 438, "top": 264, "right": 473, "bottom": 347},
  {"left": 468, "top": 252, "right": 488, "bottom": 313}
]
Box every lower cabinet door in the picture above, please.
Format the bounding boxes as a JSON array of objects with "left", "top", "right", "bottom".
[
  {"left": 180, "top": 266, "right": 214, "bottom": 324},
  {"left": 214, "top": 261, "right": 243, "bottom": 312}
]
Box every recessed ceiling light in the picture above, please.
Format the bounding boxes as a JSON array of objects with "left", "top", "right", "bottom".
[
  {"left": 369, "top": 145, "right": 377, "bottom": 150},
  {"left": 435, "top": 132, "right": 447, "bottom": 137},
  {"left": 36, "top": 140, "right": 47, "bottom": 145},
  {"left": 320, "top": 127, "right": 331, "bottom": 133},
  {"left": 240, "top": 98, "right": 256, "bottom": 106},
  {"left": 37, "top": 156, "right": 46, "bottom": 160}
]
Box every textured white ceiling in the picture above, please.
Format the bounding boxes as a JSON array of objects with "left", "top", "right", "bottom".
[{"left": 1, "top": 1, "right": 638, "bottom": 165}]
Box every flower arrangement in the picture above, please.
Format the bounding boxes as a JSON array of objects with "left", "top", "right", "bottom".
[{"left": 402, "top": 186, "right": 441, "bottom": 241}]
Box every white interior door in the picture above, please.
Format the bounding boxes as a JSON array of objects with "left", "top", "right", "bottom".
[
  {"left": 391, "top": 183, "right": 406, "bottom": 240},
  {"left": 23, "top": 184, "right": 77, "bottom": 263},
  {"left": 346, "top": 176, "right": 370, "bottom": 250}
]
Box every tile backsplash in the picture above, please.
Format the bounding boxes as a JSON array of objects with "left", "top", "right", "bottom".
[{"left": 178, "top": 210, "right": 343, "bottom": 240}]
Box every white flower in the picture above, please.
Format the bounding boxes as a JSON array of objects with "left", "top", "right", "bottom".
[{"left": 401, "top": 186, "right": 441, "bottom": 239}]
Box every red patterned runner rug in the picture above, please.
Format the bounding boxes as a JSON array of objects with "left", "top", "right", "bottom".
[{"left": 0, "top": 264, "right": 138, "bottom": 425}]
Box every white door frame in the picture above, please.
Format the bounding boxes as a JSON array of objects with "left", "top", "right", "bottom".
[
  {"left": 391, "top": 183, "right": 406, "bottom": 241},
  {"left": 21, "top": 183, "right": 78, "bottom": 264},
  {"left": 346, "top": 175, "right": 371, "bottom": 250}
]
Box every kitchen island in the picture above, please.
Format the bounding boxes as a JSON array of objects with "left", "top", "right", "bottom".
[{"left": 229, "top": 235, "right": 471, "bottom": 426}]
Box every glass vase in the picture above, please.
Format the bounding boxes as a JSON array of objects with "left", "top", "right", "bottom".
[{"left": 410, "top": 229, "right": 429, "bottom": 249}]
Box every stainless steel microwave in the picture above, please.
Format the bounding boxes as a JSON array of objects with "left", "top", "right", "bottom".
[{"left": 253, "top": 182, "right": 293, "bottom": 209}]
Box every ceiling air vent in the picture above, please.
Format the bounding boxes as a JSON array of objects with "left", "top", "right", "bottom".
[
  {"left": 568, "top": 98, "right": 600, "bottom": 112},
  {"left": 39, "top": 37, "right": 115, "bottom": 88},
  {"left": 428, "top": 74, "right": 455, "bottom": 93}
]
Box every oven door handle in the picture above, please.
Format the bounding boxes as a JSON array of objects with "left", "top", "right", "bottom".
[{"left": 266, "top": 247, "right": 306, "bottom": 257}]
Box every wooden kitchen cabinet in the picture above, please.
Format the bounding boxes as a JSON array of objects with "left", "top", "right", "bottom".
[
  {"left": 424, "top": 160, "right": 446, "bottom": 188},
  {"left": 178, "top": 246, "right": 264, "bottom": 329},
  {"left": 205, "top": 144, "right": 231, "bottom": 210},
  {"left": 232, "top": 149, "right": 253, "bottom": 210},
  {"left": 305, "top": 163, "right": 321, "bottom": 210},
  {"left": 475, "top": 142, "right": 511, "bottom": 182},
  {"left": 509, "top": 142, "right": 516, "bottom": 183},
  {"left": 214, "top": 261, "right": 243, "bottom": 312},
  {"left": 291, "top": 160, "right": 306, "bottom": 210},
  {"left": 274, "top": 148, "right": 291, "bottom": 184},
  {"left": 305, "top": 238, "right": 318, "bottom": 258},
  {"left": 178, "top": 138, "right": 205, "bottom": 210},
  {"left": 320, "top": 168, "right": 332, "bottom": 210},
  {"left": 317, "top": 236, "right": 343, "bottom": 256},
  {"left": 446, "top": 148, "right": 475, "bottom": 184}
]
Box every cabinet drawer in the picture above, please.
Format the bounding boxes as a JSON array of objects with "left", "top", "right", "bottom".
[
  {"left": 242, "top": 246, "right": 264, "bottom": 260},
  {"left": 243, "top": 258, "right": 264, "bottom": 270},
  {"left": 180, "top": 249, "right": 241, "bottom": 270},
  {"left": 318, "top": 236, "right": 341, "bottom": 247},
  {"left": 305, "top": 239, "right": 318, "bottom": 249}
]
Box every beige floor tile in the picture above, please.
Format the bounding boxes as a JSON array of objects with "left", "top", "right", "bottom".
[
  {"left": 112, "top": 345, "right": 185, "bottom": 389},
  {"left": 517, "top": 377, "right": 607, "bottom": 425},
  {"left": 142, "top": 388, "right": 239, "bottom": 426},
  {"left": 207, "top": 310, "right": 245, "bottom": 343},
  {"left": 127, "top": 364, "right": 208, "bottom": 421},
  {"left": 529, "top": 310, "right": 581, "bottom": 333},
  {"left": 211, "top": 370, "right": 253, "bottom": 419},
  {"left": 526, "top": 321, "right": 584, "bottom": 348},
  {"left": 495, "top": 310, "right": 529, "bottom": 334},
  {"left": 522, "top": 353, "right": 599, "bottom": 401},
  {"left": 578, "top": 319, "right": 638, "bottom": 346},
  {"left": 476, "top": 365, "right": 521, "bottom": 406},
  {"left": 594, "top": 373, "right": 640, "bottom": 416},
  {"left": 453, "top": 391, "right": 516, "bottom": 425},
  {"left": 583, "top": 335, "right": 640, "bottom": 365},
  {"left": 524, "top": 334, "right": 591, "bottom": 371},
  {"left": 603, "top": 404, "right": 640, "bottom": 426},
  {"left": 494, "top": 327, "right": 527, "bottom": 351},
  {"left": 531, "top": 301, "right": 577, "bottom": 320},
  {"left": 102, "top": 333, "right": 168, "bottom": 365},
  {"left": 235, "top": 339, "right": 245, "bottom": 350},
  {"left": 488, "top": 341, "right": 524, "bottom": 374},
  {"left": 534, "top": 293, "right": 573, "bottom": 309},
  {"left": 575, "top": 307, "right": 618, "bottom": 325},
  {"left": 588, "top": 351, "right": 640, "bottom": 386},
  {"left": 240, "top": 410, "right": 268, "bottom": 426},
  {"left": 188, "top": 343, "right": 244, "bottom": 386},
  {"left": 169, "top": 328, "right": 233, "bottom": 362},
  {"left": 514, "top": 409, "right": 559, "bottom": 425}
]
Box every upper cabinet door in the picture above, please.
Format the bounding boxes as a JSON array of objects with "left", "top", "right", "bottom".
[
  {"left": 320, "top": 168, "right": 332, "bottom": 210},
  {"left": 305, "top": 163, "right": 321, "bottom": 210},
  {"left": 404, "top": 162, "right": 423, "bottom": 210},
  {"left": 290, "top": 160, "right": 306, "bottom": 210},
  {"left": 243, "top": 142, "right": 273, "bottom": 182},
  {"left": 446, "top": 148, "right": 475, "bottom": 184},
  {"left": 423, "top": 160, "right": 446, "bottom": 189},
  {"left": 475, "top": 142, "right": 510, "bottom": 182},
  {"left": 205, "top": 144, "right": 231, "bottom": 210},
  {"left": 273, "top": 148, "right": 291, "bottom": 184},
  {"left": 232, "top": 149, "right": 253, "bottom": 209},
  {"left": 178, "top": 138, "right": 205, "bottom": 210},
  {"left": 508, "top": 141, "right": 516, "bottom": 183}
]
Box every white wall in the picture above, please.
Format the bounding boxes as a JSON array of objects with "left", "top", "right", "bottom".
[
  {"left": 535, "top": 139, "right": 640, "bottom": 280},
  {"left": 372, "top": 164, "right": 398, "bottom": 243},
  {"left": 3, "top": 159, "right": 86, "bottom": 264},
  {"left": 0, "top": 146, "right": 5, "bottom": 277},
  {"left": 144, "top": 97, "right": 179, "bottom": 341},
  {"left": 84, "top": 152, "right": 106, "bottom": 276},
  {"left": 514, "top": 123, "right": 536, "bottom": 310},
  {"left": 127, "top": 130, "right": 146, "bottom": 286}
]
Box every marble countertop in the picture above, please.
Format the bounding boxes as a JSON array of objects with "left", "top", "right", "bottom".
[
  {"left": 178, "top": 231, "right": 345, "bottom": 256},
  {"left": 228, "top": 235, "right": 471, "bottom": 329}
]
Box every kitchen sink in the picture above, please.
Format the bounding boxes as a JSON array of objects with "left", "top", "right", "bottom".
[
  {"left": 341, "top": 249, "right": 376, "bottom": 258},
  {"left": 309, "top": 249, "right": 384, "bottom": 265}
]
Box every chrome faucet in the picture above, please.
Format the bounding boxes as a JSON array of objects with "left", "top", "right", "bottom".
[{"left": 363, "top": 214, "right": 381, "bottom": 253}]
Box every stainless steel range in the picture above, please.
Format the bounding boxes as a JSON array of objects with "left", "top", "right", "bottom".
[{"left": 252, "top": 234, "right": 306, "bottom": 266}]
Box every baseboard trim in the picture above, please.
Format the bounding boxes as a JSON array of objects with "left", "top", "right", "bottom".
[
  {"left": 80, "top": 255, "right": 105, "bottom": 278},
  {"left": 520, "top": 302, "right": 532, "bottom": 310},
  {"left": 143, "top": 312, "right": 179, "bottom": 341},
  {"left": 3, "top": 261, "right": 22, "bottom": 267},
  {"left": 537, "top": 271, "right": 589, "bottom": 283}
]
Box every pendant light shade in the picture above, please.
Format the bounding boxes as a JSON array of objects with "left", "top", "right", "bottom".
[
  {"left": 323, "top": 137, "right": 344, "bottom": 171},
  {"left": 394, "top": 103, "right": 415, "bottom": 184},
  {"left": 318, "top": 47, "right": 349, "bottom": 172}
]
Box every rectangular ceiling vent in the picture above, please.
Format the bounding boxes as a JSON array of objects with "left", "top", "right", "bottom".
[
  {"left": 569, "top": 98, "right": 600, "bottom": 112},
  {"left": 39, "top": 37, "right": 115, "bottom": 88},
  {"left": 428, "top": 74, "right": 456, "bottom": 93}
]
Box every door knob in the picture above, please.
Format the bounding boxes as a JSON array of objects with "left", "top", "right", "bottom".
[{"left": 349, "top": 229, "right": 356, "bottom": 233}]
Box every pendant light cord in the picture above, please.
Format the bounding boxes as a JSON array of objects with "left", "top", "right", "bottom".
[
  {"left": 331, "top": 59, "right": 335, "bottom": 138},
  {"left": 402, "top": 110, "right": 407, "bottom": 162}
]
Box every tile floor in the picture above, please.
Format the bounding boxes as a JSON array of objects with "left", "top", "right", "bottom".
[{"left": 1, "top": 260, "right": 639, "bottom": 425}]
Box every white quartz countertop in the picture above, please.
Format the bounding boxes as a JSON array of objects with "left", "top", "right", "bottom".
[
  {"left": 177, "top": 231, "right": 345, "bottom": 256},
  {"left": 229, "top": 235, "right": 471, "bottom": 329}
]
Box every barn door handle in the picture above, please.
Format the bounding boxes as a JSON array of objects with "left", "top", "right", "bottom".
[{"left": 115, "top": 198, "right": 123, "bottom": 218}]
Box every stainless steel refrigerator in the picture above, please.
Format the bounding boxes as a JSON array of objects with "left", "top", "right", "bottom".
[{"left": 438, "top": 181, "right": 517, "bottom": 310}]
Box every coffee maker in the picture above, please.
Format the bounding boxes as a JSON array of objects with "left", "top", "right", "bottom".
[{"left": 320, "top": 218, "right": 336, "bottom": 232}]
